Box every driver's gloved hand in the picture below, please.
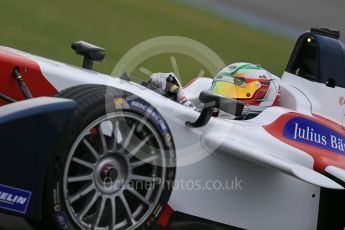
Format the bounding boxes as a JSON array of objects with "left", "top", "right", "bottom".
[{"left": 148, "top": 72, "right": 182, "bottom": 102}]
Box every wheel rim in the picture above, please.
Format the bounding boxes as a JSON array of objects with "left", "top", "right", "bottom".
[{"left": 63, "top": 111, "right": 167, "bottom": 230}]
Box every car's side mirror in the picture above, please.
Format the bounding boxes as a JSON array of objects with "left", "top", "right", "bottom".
[
  {"left": 185, "top": 91, "right": 245, "bottom": 128},
  {"left": 71, "top": 41, "right": 105, "bottom": 70}
]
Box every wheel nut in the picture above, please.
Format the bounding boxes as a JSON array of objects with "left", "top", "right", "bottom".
[{"left": 101, "top": 165, "right": 118, "bottom": 182}]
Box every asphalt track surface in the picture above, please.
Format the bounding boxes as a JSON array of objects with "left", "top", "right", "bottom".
[
  {"left": 180, "top": 0, "right": 345, "bottom": 40},
  {"left": 2, "top": 1, "right": 345, "bottom": 229}
]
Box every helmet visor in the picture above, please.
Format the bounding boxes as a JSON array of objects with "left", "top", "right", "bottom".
[{"left": 211, "top": 80, "right": 262, "bottom": 99}]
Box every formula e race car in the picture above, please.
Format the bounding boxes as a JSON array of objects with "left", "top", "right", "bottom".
[{"left": 0, "top": 27, "right": 345, "bottom": 230}]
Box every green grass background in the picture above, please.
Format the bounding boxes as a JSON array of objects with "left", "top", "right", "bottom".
[{"left": 0, "top": 0, "right": 294, "bottom": 84}]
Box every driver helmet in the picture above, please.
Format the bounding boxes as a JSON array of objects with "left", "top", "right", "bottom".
[{"left": 211, "top": 62, "right": 280, "bottom": 115}]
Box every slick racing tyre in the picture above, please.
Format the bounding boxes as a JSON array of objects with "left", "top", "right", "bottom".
[{"left": 32, "top": 84, "right": 176, "bottom": 230}]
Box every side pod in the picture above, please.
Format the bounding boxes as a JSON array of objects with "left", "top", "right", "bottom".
[{"left": 202, "top": 130, "right": 344, "bottom": 190}]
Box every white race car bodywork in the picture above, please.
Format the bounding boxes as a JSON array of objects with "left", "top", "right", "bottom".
[{"left": 1, "top": 29, "right": 345, "bottom": 229}]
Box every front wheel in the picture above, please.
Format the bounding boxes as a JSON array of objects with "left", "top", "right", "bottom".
[{"left": 33, "top": 85, "right": 176, "bottom": 230}]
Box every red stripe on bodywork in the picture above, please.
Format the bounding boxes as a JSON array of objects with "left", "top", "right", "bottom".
[
  {"left": 156, "top": 205, "right": 174, "bottom": 227},
  {"left": 264, "top": 112, "right": 345, "bottom": 172},
  {"left": 0, "top": 48, "right": 57, "bottom": 105}
]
